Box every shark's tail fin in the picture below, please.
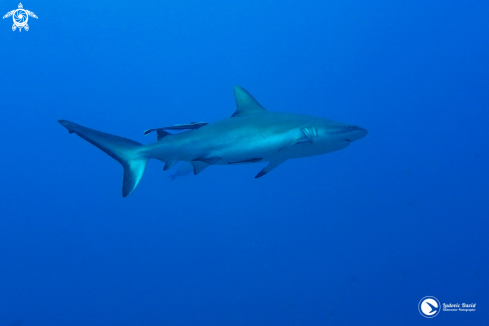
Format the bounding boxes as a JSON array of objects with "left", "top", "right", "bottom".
[{"left": 58, "top": 120, "right": 148, "bottom": 197}]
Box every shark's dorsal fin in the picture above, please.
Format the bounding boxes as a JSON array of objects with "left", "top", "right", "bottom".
[{"left": 232, "top": 86, "right": 266, "bottom": 117}]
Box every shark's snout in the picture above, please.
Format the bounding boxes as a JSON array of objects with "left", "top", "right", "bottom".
[{"left": 344, "top": 125, "right": 368, "bottom": 142}]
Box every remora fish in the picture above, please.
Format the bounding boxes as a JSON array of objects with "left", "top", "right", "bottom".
[
  {"left": 169, "top": 162, "right": 194, "bottom": 182},
  {"left": 59, "top": 86, "right": 367, "bottom": 197}
]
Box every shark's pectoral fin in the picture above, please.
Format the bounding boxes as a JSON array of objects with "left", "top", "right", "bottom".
[
  {"left": 255, "top": 160, "right": 286, "bottom": 178},
  {"left": 190, "top": 157, "right": 220, "bottom": 175}
]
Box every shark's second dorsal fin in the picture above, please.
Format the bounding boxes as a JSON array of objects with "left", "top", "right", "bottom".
[
  {"left": 232, "top": 86, "right": 266, "bottom": 117},
  {"left": 144, "top": 128, "right": 171, "bottom": 141}
]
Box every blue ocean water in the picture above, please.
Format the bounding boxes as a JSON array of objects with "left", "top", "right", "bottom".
[{"left": 1, "top": 0, "right": 488, "bottom": 325}]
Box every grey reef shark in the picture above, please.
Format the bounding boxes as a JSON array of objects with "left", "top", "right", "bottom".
[{"left": 59, "top": 86, "right": 367, "bottom": 197}]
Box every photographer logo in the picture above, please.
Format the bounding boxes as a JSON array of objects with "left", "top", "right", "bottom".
[
  {"left": 419, "top": 296, "right": 441, "bottom": 318},
  {"left": 3, "top": 3, "right": 37, "bottom": 32}
]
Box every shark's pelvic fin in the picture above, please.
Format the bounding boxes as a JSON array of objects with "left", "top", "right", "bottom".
[
  {"left": 232, "top": 86, "right": 266, "bottom": 117},
  {"left": 58, "top": 120, "right": 148, "bottom": 197},
  {"left": 163, "top": 161, "right": 178, "bottom": 171},
  {"left": 255, "top": 160, "right": 285, "bottom": 178},
  {"left": 190, "top": 161, "right": 209, "bottom": 175},
  {"left": 190, "top": 157, "right": 220, "bottom": 175}
]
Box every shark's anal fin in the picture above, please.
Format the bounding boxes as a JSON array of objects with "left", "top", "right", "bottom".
[
  {"left": 255, "top": 160, "right": 286, "bottom": 178},
  {"left": 232, "top": 86, "right": 266, "bottom": 117},
  {"left": 190, "top": 157, "right": 220, "bottom": 175}
]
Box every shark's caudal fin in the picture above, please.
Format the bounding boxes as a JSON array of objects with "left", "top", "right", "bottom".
[{"left": 58, "top": 120, "right": 148, "bottom": 197}]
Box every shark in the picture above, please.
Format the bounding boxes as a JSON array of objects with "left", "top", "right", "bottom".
[{"left": 59, "top": 86, "right": 367, "bottom": 197}]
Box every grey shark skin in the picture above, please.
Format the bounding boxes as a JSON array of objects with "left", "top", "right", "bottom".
[{"left": 59, "top": 86, "right": 367, "bottom": 197}]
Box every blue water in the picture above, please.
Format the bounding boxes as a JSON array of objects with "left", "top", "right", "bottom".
[{"left": 1, "top": 1, "right": 488, "bottom": 325}]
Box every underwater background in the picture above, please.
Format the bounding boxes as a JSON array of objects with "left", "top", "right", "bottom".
[{"left": 1, "top": 0, "right": 488, "bottom": 325}]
